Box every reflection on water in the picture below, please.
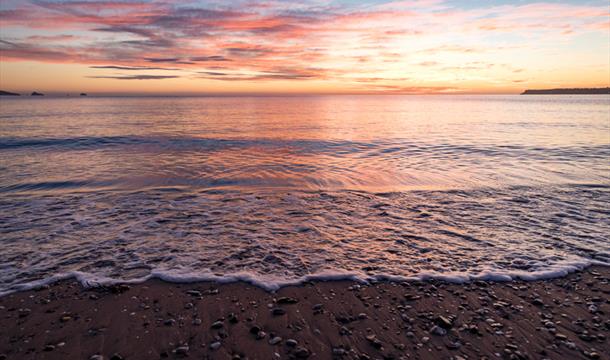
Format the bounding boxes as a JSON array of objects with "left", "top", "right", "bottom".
[{"left": 0, "top": 95, "right": 609, "bottom": 292}]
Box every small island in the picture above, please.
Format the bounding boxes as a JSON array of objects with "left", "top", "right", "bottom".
[
  {"left": 31, "top": 91, "right": 44, "bottom": 96},
  {"left": 0, "top": 90, "right": 20, "bottom": 96},
  {"left": 521, "top": 87, "right": 610, "bottom": 95},
  {"left": 80, "top": 93, "right": 88, "bottom": 96}
]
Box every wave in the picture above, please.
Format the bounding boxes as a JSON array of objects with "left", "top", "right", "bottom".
[
  {"left": 1, "top": 135, "right": 609, "bottom": 159},
  {"left": 1, "top": 258, "right": 606, "bottom": 297}
]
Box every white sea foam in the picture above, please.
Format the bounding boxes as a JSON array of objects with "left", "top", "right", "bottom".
[{"left": 1, "top": 258, "right": 606, "bottom": 298}]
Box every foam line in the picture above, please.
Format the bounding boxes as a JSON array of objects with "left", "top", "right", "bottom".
[{"left": 1, "top": 260, "right": 607, "bottom": 298}]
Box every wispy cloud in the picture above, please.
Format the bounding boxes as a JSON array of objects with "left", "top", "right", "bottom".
[
  {"left": 87, "top": 75, "right": 180, "bottom": 80},
  {"left": 90, "top": 65, "right": 180, "bottom": 71},
  {"left": 0, "top": 0, "right": 608, "bottom": 91}
]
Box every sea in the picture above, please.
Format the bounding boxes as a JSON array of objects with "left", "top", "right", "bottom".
[{"left": 0, "top": 95, "right": 609, "bottom": 295}]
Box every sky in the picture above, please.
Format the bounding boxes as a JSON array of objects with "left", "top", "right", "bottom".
[{"left": 0, "top": 0, "right": 608, "bottom": 95}]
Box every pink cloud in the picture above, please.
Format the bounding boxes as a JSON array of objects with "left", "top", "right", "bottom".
[{"left": 0, "top": 0, "right": 607, "bottom": 90}]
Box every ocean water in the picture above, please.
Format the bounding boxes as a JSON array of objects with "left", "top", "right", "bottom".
[{"left": 0, "top": 95, "right": 609, "bottom": 294}]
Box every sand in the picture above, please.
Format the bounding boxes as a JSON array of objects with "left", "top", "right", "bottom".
[{"left": 0, "top": 266, "right": 608, "bottom": 360}]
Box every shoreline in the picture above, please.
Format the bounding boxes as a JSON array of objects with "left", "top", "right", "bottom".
[
  {"left": 0, "top": 266, "right": 607, "bottom": 359},
  {"left": 3, "top": 261, "right": 606, "bottom": 297}
]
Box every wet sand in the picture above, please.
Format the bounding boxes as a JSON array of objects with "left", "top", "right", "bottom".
[{"left": 0, "top": 267, "right": 608, "bottom": 360}]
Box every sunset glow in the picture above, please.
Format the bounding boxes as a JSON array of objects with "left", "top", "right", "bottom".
[{"left": 1, "top": 0, "right": 609, "bottom": 95}]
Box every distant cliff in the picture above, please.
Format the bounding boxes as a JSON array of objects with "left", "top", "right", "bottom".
[
  {"left": 521, "top": 88, "right": 610, "bottom": 95},
  {"left": 0, "top": 90, "right": 20, "bottom": 96}
]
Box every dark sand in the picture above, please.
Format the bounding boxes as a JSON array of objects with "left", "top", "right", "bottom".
[{"left": 0, "top": 267, "right": 608, "bottom": 360}]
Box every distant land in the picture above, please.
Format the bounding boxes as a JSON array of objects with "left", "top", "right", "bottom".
[
  {"left": 521, "top": 87, "right": 610, "bottom": 95},
  {"left": 31, "top": 91, "right": 44, "bottom": 96},
  {"left": 0, "top": 90, "right": 20, "bottom": 96}
]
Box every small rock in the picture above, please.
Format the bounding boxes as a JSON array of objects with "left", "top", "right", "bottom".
[
  {"left": 110, "top": 354, "right": 124, "bottom": 360},
  {"left": 186, "top": 290, "right": 202, "bottom": 296},
  {"left": 269, "top": 336, "right": 282, "bottom": 345},
  {"left": 89, "top": 355, "right": 104, "bottom": 360},
  {"left": 294, "top": 347, "right": 310, "bottom": 358},
  {"left": 436, "top": 315, "right": 453, "bottom": 329},
  {"left": 210, "top": 342, "right": 221, "bottom": 350},
  {"left": 211, "top": 320, "right": 224, "bottom": 329},
  {"left": 286, "top": 339, "right": 298, "bottom": 347},
  {"left": 358, "top": 313, "right": 368, "bottom": 320},
  {"left": 332, "top": 347, "right": 346, "bottom": 356},
  {"left": 446, "top": 341, "right": 462, "bottom": 350},
  {"left": 174, "top": 345, "right": 189, "bottom": 356},
  {"left": 44, "top": 345, "right": 55, "bottom": 352},
  {"left": 228, "top": 313, "right": 239, "bottom": 323},
  {"left": 430, "top": 325, "right": 447, "bottom": 336},
  {"left": 277, "top": 297, "right": 298, "bottom": 304},
  {"left": 532, "top": 298, "right": 544, "bottom": 306},
  {"left": 250, "top": 325, "right": 262, "bottom": 334},
  {"left": 164, "top": 318, "right": 176, "bottom": 326},
  {"left": 365, "top": 334, "right": 382, "bottom": 349},
  {"left": 271, "top": 307, "right": 286, "bottom": 316}
]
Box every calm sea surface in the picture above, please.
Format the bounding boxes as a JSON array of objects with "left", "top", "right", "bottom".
[{"left": 0, "top": 95, "right": 609, "bottom": 293}]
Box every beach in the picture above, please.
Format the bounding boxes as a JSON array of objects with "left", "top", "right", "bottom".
[
  {"left": 1, "top": 266, "right": 607, "bottom": 359},
  {"left": 1, "top": 96, "right": 609, "bottom": 359},
  {"left": 1, "top": 0, "right": 609, "bottom": 357}
]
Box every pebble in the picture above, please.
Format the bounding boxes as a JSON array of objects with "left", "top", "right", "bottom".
[
  {"left": 164, "top": 318, "right": 176, "bottom": 326},
  {"left": 89, "top": 355, "right": 104, "bottom": 360},
  {"left": 286, "top": 339, "right": 298, "bottom": 347},
  {"left": 110, "top": 354, "right": 124, "bottom": 360},
  {"left": 271, "top": 307, "right": 286, "bottom": 316},
  {"left": 446, "top": 341, "right": 462, "bottom": 350},
  {"left": 186, "top": 290, "right": 201, "bottom": 297},
  {"left": 277, "top": 297, "right": 299, "bottom": 304},
  {"left": 430, "top": 325, "right": 447, "bottom": 336},
  {"left": 228, "top": 313, "right": 239, "bottom": 323},
  {"left": 294, "top": 347, "right": 311, "bottom": 358},
  {"left": 332, "top": 347, "right": 346, "bottom": 356},
  {"left": 18, "top": 308, "right": 31, "bottom": 318},
  {"left": 211, "top": 320, "right": 224, "bottom": 329},
  {"left": 174, "top": 345, "right": 189, "bottom": 356},
  {"left": 269, "top": 336, "right": 282, "bottom": 345},
  {"left": 365, "top": 334, "right": 382, "bottom": 349},
  {"left": 436, "top": 315, "right": 453, "bottom": 329},
  {"left": 43, "top": 344, "right": 55, "bottom": 351},
  {"left": 209, "top": 341, "right": 221, "bottom": 350},
  {"left": 250, "top": 325, "right": 262, "bottom": 334}
]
